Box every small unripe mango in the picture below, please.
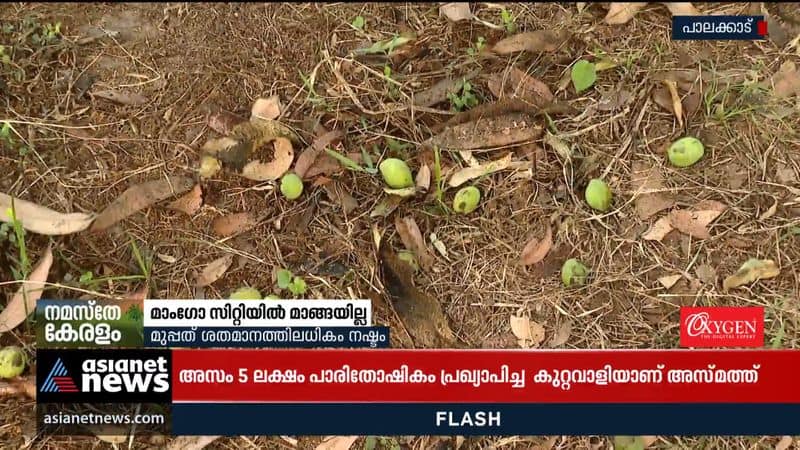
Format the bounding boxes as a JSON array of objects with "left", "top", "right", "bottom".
[
  {"left": 561, "top": 258, "right": 589, "bottom": 287},
  {"left": 585, "top": 178, "right": 612, "bottom": 212},
  {"left": 229, "top": 287, "right": 262, "bottom": 300},
  {"left": 453, "top": 186, "right": 481, "bottom": 214},
  {"left": 379, "top": 158, "right": 414, "bottom": 189},
  {"left": 0, "top": 346, "right": 26, "bottom": 379},
  {"left": 668, "top": 136, "right": 704, "bottom": 167},
  {"left": 280, "top": 172, "right": 303, "bottom": 200}
]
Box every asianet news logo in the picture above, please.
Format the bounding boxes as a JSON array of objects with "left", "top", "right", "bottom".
[
  {"left": 37, "top": 350, "right": 171, "bottom": 403},
  {"left": 680, "top": 307, "right": 764, "bottom": 348}
]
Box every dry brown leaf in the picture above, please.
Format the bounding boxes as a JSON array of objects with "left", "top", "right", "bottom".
[
  {"left": 241, "top": 137, "right": 294, "bottom": 181},
  {"left": 605, "top": 3, "right": 648, "bottom": 24},
  {"left": 195, "top": 254, "right": 234, "bottom": 287},
  {"left": 652, "top": 84, "right": 674, "bottom": 112},
  {"left": 509, "top": 315, "right": 545, "bottom": 348},
  {"left": 0, "top": 246, "right": 53, "bottom": 333},
  {"left": 413, "top": 72, "right": 479, "bottom": 107},
  {"left": 315, "top": 436, "right": 359, "bottom": 450},
  {"left": 92, "top": 89, "right": 147, "bottom": 105},
  {"left": 658, "top": 274, "right": 682, "bottom": 289},
  {"left": 695, "top": 264, "right": 717, "bottom": 284},
  {"left": 440, "top": 3, "right": 472, "bottom": 22},
  {"left": 370, "top": 195, "right": 404, "bottom": 218},
  {"left": 416, "top": 164, "right": 431, "bottom": 191},
  {"left": 294, "top": 130, "right": 344, "bottom": 179},
  {"left": 771, "top": 61, "right": 800, "bottom": 99},
  {"left": 775, "top": 436, "right": 793, "bottom": 450},
  {"left": 520, "top": 225, "right": 553, "bottom": 265},
  {"left": 759, "top": 199, "right": 778, "bottom": 220},
  {"left": 487, "top": 67, "right": 554, "bottom": 107},
  {"left": 428, "top": 112, "right": 543, "bottom": 151},
  {"left": 549, "top": 320, "right": 572, "bottom": 347},
  {"left": 395, "top": 216, "right": 436, "bottom": 271},
  {"left": 167, "top": 436, "right": 221, "bottom": 450},
  {"left": 640, "top": 436, "right": 659, "bottom": 448},
  {"left": 166, "top": 184, "right": 203, "bottom": 216},
  {"left": 207, "top": 109, "right": 246, "bottom": 135},
  {"left": 91, "top": 176, "right": 194, "bottom": 232},
  {"left": 663, "top": 79, "right": 684, "bottom": 127},
  {"left": 723, "top": 259, "right": 780, "bottom": 291},
  {"left": 212, "top": 212, "right": 258, "bottom": 237},
  {"left": 322, "top": 181, "right": 359, "bottom": 214},
  {"left": 631, "top": 162, "right": 674, "bottom": 220},
  {"left": 491, "top": 30, "right": 570, "bottom": 54},
  {"left": 251, "top": 95, "right": 281, "bottom": 120},
  {"left": 0, "top": 193, "right": 94, "bottom": 235},
  {"left": 597, "top": 88, "right": 633, "bottom": 111},
  {"left": 643, "top": 216, "right": 674, "bottom": 241},
  {"left": 668, "top": 200, "right": 727, "bottom": 239},
  {"left": 544, "top": 132, "right": 572, "bottom": 161},
  {"left": 663, "top": 3, "right": 700, "bottom": 15},
  {"left": 0, "top": 376, "right": 36, "bottom": 399},
  {"left": 448, "top": 153, "right": 513, "bottom": 187}
]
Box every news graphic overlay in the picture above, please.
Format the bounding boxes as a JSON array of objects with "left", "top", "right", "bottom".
[
  {"left": 36, "top": 298, "right": 145, "bottom": 348},
  {"left": 37, "top": 349, "right": 172, "bottom": 435},
  {"left": 680, "top": 306, "right": 764, "bottom": 347},
  {"left": 169, "top": 349, "right": 800, "bottom": 435},
  {"left": 143, "top": 299, "right": 389, "bottom": 348},
  {"left": 672, "top": 15, "right": 768, "bottom": 40}
]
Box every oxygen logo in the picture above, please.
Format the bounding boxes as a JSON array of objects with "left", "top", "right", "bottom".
[
  {"left": 40, "top": 358, "right": 79, "bottom": 393},
  {"left": 680, "top": 307, "right": 764, "bottom": 347}
]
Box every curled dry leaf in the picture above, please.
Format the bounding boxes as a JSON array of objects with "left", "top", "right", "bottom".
[
  {"left": 643, "top": 216, "right": 674, "bottom": 241},
  {"left": 91, "top": 176, "right": 194, "bottom": 232},
  {"left": 416, "top": 164, "right": 431, "bottom": 191},
  {"left": 663, "top": 79, "right": 684, "bottom": 127},
  {"left": 722, "top": 258, "right": 780, "bottom": 291},
  {"left": 428, "top": 112, "right": 543, "bottom": 151},
  {"left": 509, "top": 315, "right": 545, "bottom": 348},
  {"left": 543, "top": 132, "right": 572, "bottom": 161},
  {"left": 195, "top": 254, "right": 234, "bottom": 287},
  {"left": 201, "top": 119, "right": 298, "bottom": 175},
  {"left": 251, "top": 95, "right": 281, "bottom": 121},
  {"left": 294, "top": 130, "right": 344, "bottom": 179},
  {"left": 92, "top": 89, "right": 148, "bottom": 105},
  {"left": 631, "top": 162, "right": 674, "bottom": 220},
  {"left": 241, "top": 137, "right": 294, "bottom": 181},
  {"left": 384, "top": 187, "right": 417, "bottom": 198},
  {"left": 771, "top": 61, "right": 800, "bottom": 99},
  {"left": 662, "top": 3, "right": 700, "bottom": 15},
  {"left": 440, "top": 3, "right": 472, "bottom": 22},
  {"left": 167, "top": 436, "right": 221, "bottom": 450},
  {"left": 166, "top": 184, "right": 203, "bottom": 216},
  {"left": 491, "top": 30, "right": 570, "bottom": 54},
  {"left": 695, "top": 263, "right": 717, "bottom": 284},
  {"left": 212, "top": 212, "right": 258, "bottom": 237},
  {"left": 395, "top": 216, "right": 436, "bottom": 271},
  {"left": 775, "top": 436, "right": 793, "bottom": 450},
  {"left": 449, "top": 153, "right": 513, "bottom": 187},
  {"left": 0, "top": 193, "right": 94, "bottom": 235},
  {"left": 668, "top": 200, "right": 727, "bottom": 239},
  {"left": 0, "top": 246, "right": 53, "bottom": 333},
  {"left": 658, "top": 274, "right": 682, "bottom": 289},
  {"left": 604, "top": 3, "right": 647, "bottom": 24},
  {"left": 520, "top": 224, "right": 553, "bottom": 265},
  {"left": 487, "top": 67, "right": 554, "bottom": 108},
  {"left": 315, "top": 436, "right": 359, "bottom": 450}
]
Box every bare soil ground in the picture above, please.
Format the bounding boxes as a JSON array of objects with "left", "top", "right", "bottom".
[{"left": 1, "top": 2, "right": 799, "bottom": 449}]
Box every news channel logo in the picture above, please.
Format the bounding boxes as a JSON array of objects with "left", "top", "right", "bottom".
[
  {"left": 36, "top": 349, "right": 172, "bottom": 403},
  {"left": 672, "top": 16, "right": 768, "bottom": 40}
]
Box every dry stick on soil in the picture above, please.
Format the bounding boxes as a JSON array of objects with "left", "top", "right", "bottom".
[{"left": 601, "top": 91, "right": 651, "bottom": 180}]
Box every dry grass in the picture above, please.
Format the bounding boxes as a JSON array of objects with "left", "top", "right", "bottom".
[{"left": 0, "top": 2, "right": 798, "bottom": 449}]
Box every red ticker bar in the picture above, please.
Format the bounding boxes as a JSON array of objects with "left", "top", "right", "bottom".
[{"left": 171, "top": 349, "right": 800, "bottom": 403}]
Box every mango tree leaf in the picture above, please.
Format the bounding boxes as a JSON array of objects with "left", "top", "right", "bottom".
[{"left": 571, "top": 60, "right": 597, "bottom": 93}]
